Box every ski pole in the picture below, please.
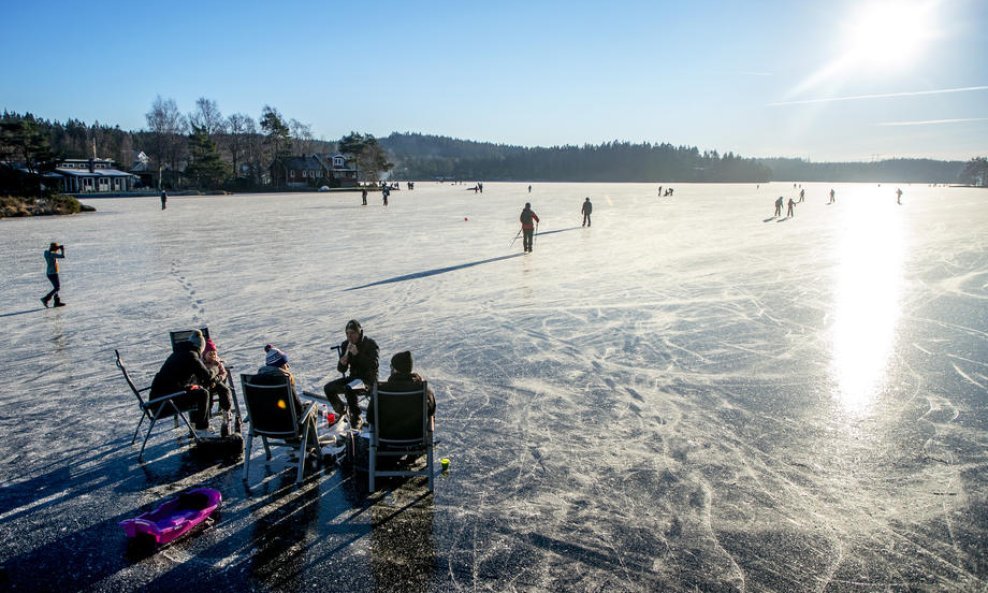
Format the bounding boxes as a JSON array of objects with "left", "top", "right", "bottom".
[{"left": 509, "top": 228, "right": 522, "bottom": 248}]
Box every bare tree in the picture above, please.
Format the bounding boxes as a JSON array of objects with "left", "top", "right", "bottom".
[
  {"left": 145, "top": 96, "right": 188, "bottom": 188},
  {"left": 189, "top": 97, "right": 225, "bottom": 139},
  {"left": 226, "top": 112, "right": 254, "bottom": 181},
  {"left": 289, "top": 118, "right": 314, "bottom": 156}
]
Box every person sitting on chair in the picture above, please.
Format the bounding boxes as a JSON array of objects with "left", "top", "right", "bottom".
[
  {"left": 368, "top": 351, "right": 436, "bottom": 432},
  {"left": 149, "top": 329, "right": 215, "bottom": 437},
  {"left": 254, "top": 345, "right": 304, "bottom": 414},
  {"left": 202, "top": 338, "right": 234, "bottom": 435},
  {"left": 323, "top": 319, "right": 379, "bottom": 428}
]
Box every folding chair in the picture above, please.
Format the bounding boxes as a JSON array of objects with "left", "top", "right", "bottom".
[
  {"left": 368, "top": 382, "right": 435, "bottom": 492},
  {"left": 241, "top": 373, "right": 320, "bottom": 485},
  {"left": 169, "top": 327, "right": 210, "bottom": 352},
  {"left": 115, "top": 349, "right": 200, "bottom": 461}
]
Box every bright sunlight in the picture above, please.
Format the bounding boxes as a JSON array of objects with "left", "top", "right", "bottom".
[{"left": 842, "top": 0, "right": 938, "bottom": 68}]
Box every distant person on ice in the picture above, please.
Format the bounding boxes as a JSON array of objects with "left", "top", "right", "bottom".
[
  {"left": 773, "top": 196, "right": 784, "bottom": 217},
  {"left": 41, "top": 242, "right": 66, "bottom": 308},
  {"left": 160, "top": 190, "right": 167, "bottom": 210},
  {"left": 323, "top": 319, "right": 380, "bottom": 428},
  {"left": 581, "top": 197, "right": 593, "bottom": 227},
  {"left": 520, "top": 202, "right": 540, "bottom": 253},
  {"left": 362, "top": 188, "right": 368, "bottom": 206},
  {"left": 787, "top": 197, "right": 795, "bottom": 218},
  {"left": 798, "top": 188, "right": 805, "bottom": 203},
  {"left": 829, "top": 188, "right": 836, "bottom": 204},
  {"left": 896, "top": 187, "right": 903, "bottom": 205}
]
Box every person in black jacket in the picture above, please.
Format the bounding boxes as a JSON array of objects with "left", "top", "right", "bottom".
[
  {"left": 149, "top": 330, "right": 215, "bottom": 435},
  {"left": 368, "top": 350, "right": 436, "bottom": 432},
  {"left": 581, "top": 197, "right": 593, "bottom": 227},
  {"left": 323, "top": 319, "right": 379, "bottom": 427},
  {"left": 520, "top": 202, "right": 540, "bottom": 253}
]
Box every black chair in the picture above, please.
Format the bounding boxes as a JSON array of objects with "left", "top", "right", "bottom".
[
  {"left": 368, "top": 382, "right": 435, "bottom": 491},
  {"left": 115, "top": 349, "right": 200, "bottom": 461},
  {"left": 240, "top": 373, "right": 320, "bottom": 485},
  {"left": 169, "top": 327, "right": 210, "bottom": 352}
]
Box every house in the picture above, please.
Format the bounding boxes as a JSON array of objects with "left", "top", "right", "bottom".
[
  {"left": 270, "top": 153, "right": 360, "bottom": 189},
  {"left": 55, "top": 158, "right": 138, "bottom": 193}
]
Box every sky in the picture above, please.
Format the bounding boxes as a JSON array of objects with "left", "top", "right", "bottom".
[{"left": 1, "top": 0, "right": 986, "bottom": 161}]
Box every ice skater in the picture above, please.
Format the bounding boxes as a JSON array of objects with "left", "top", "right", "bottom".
[
  {"left": 798, "top": 188, "right": 805, "bottom": 203},
  {"left": 520, "top": 202, "right": 540, "bottom": 252},
  {"left": 828, "top": 188, "right": 836, "bottom": 204},
  {"left": 41, "top": 242, "right": 66, "bottom": 308},
  {"left": 160, "top": 190, "right": 167, "bottom": 210},
  {"left": 787, "top": 197, "right": 795, "bottom": 218},
  {"left": 773, "top": 196, "right": 784, "bottom": 217},
  {"left": 658, "top": 185, "right": 663, "bottom": 197},
  {"left": 362, "top": 188, "right": 368, "bottom": 206},
  {"left": 382, "top": 185, "right": 390, "bottom": 206},
  {"left": 581, "top": 197, "right": 593, "bottom": 227},
  {"left": 896, "top": 187, "right": 903, "bottom": 205}
]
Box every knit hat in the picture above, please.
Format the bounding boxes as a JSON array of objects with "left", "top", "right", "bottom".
[
  {"left": 203, "top": 338, "right": 217, "bottom": 354},
  {"left": 391, "top": 351, "right": 413, "bottom": 374},
  {"left": 345, "top": 319, "right": 362, "bottom": 333},
  {"left": 188, "top": 329, "right": 205, "bottom": 353},
  {"left": 264, "top": 345, "right": 289, "bottom": 368}
]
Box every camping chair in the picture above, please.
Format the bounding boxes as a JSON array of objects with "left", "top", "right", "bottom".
[
  {"left": 169, "top": 327, "right": 210, "bottom": 351},
  {"left": 368, "top": 382, "right": 435, "bottom": 492},
  {"left": 115, "top": 349, "right": 200, "bottom": 461},
  {"left": 241, "top": 373, "right": 320, "bottom": 485}
]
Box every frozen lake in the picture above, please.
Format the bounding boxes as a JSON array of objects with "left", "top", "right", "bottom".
[{"left": 1, "top": 182, "right": 986, "bottom": 592}]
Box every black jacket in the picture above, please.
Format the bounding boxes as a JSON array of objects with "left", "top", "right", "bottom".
[
  {"left": 150, "top": 341, "right": 213, "bottom": 397},
  {"left": 337, "top": 335, "right": 380, "bottom": 386}
]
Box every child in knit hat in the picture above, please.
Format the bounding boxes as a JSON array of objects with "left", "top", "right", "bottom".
[{"left": 202, "top": 338, "right": 234, "bottom": 435}]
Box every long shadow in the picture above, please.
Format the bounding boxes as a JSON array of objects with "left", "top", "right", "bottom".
[
  {"left": 344, "top": 254, "right": 524, "bottom": 291},
  {"left": 0, "top": 307, "right": 45, "bottom": 319},
  {"left": 535, "top": 226, "right": 581, "bottom": 236}
]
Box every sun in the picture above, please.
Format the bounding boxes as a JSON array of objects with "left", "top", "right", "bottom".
[{"left": 842, "top": 1, "right": 938, "bottom": 69}]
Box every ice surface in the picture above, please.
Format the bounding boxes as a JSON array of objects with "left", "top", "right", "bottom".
[{"left": 0, "top": 182, "right": 986, "bottom": 592}]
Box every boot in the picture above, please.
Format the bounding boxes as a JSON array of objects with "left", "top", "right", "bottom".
[{"left": 41, "top": 297, "right": 50, "bottom": 308}]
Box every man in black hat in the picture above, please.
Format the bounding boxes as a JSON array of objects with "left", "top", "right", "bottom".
[
  {"left": 367, "top": 350, "right": 436, "bottom": 431},
  {"left": 323, "top": 319, "right": 379, "bottom": 427}
]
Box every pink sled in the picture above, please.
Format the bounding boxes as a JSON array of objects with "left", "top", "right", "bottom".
[{"left": 119, "top": 487, "right": 222, "bottom": 546}]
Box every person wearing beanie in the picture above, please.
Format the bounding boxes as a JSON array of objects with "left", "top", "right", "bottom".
[
  {"left": 323, "top": 319, "right": 380, "bottom": 428},
  {"left": 519, "top": 202, "right": 540, "bottom": 253},
  {"left": 367, "top": 350, "right": 436, "bottom": 431},
  {"left": 41, "top": 242, "right": 66, "bottom": 308},
  {"left": 149, "top": 329, "right": 216, "bottom": 436},
  {"left": 201, "top": 338, "right": 235, "bottom": 436},
  {"left": 255, "top": 344, "right": 303, "bottom": 413}
]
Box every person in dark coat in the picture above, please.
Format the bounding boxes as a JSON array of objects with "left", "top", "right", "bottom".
[
  {"left": 41, "top": 242, "right": 66, "bottom": 307},
  {"left": 367, "top": 351, "right": 436, "bottom": 431},
  {"left": 149, "top": 330, "right": 214, "bottom": 434},
  {"left": 520, "top": 202, "right": 540, "bottom": 253},
  {"left": 323, "top": 319, "right": 380, "bottom": 427},
  {"left": 581, "top": 197, "right": 593, "bottom": 227}
]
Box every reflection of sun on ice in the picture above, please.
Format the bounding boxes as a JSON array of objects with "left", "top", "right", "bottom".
[
  {"left": 842, "top": 0, "right": 938, "bottom": 69},
  {"left": 831, "top": 201, "right": 905, "bottom": 412}
]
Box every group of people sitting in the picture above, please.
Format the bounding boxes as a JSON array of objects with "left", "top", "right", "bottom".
[{"left": 147, "top": 319, "right": 436, "bottom": 439}]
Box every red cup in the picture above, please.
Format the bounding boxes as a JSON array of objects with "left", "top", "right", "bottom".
[{"left": 326, "top": 412, "right": 336, "bottom": 425}]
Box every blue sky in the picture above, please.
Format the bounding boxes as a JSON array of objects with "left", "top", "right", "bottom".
[{"left": 1, "top": 0, "right": 985, "bottom": 161}]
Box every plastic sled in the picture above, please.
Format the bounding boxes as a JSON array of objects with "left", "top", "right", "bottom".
[{"left": 119, "top": 488, "right": 222, "bottom": 546}]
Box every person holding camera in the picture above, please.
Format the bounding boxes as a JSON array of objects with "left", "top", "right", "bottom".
[
  {"left": 323, "top": 319, "right": 379, "bottom": 428},
  {"left": 41, "top": 242, "right": 66, "bottom": 308}
]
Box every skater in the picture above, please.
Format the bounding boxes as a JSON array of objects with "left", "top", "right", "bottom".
[
  {"left": 581, "top": 197, "right": 593, "bottom": 227},
  {"left": 382, "top": 186, "right": 389, "bottom": 206},
  {"left": 658, "top": 185, "right": 663, "bottom": 197},
  {"left": 528, "top": 185, "right": 532, "bottom": 193},
  {"left": 896, "top": 187, "right": 903, "bottom": 205},
  {"left": 787, "top": 197, "right": 795, "bottom": 218},
  {"left": 520, "top": 202, "right": 540, "bottom": 253},
  {"left": 323, "top": 319, "right": 380, "bottom": 428},
  {"left": 367, "top": 351, "right": 436, "bottom": 431},
  {"left": 160, "top": 190, "right": 167, "bottom": 210},
  {"left": 798, "top": 188, "right": 805, "bottom": 203},
  {"left": 362, "top": 188, "right": 368, "bottom": 205},
  {"left": 41, "top": 242, "right": 66, "bottom": 308},
  {"left": 773, "top": 196, "right": 784, "bottom": 217},
  {"left": 829, "top": 188, "right": 836, "bottom": 204}
]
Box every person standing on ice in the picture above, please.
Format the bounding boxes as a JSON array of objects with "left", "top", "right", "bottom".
[
  {"left": 323, "top": 319, "right": 380, "bottom": 428},
  {"left": 773, "top": 196, "right": 784, "bottom": 217},
  {"left": 520, "top": 202, "right": 540, "bottom": 253},
  {"left": 41, "top": 242, "right": 66, "bottom": 308},
  {"left": 798, "top": 188, "right": 805, "bottom": 203},
  {"left": 896, "top": 187, "right": 903, "bottom": 205},
  {"left": 581, "top": 197, "right": 593, "bottom": 227},
  {"left": 787, "top": 197, "right": 796, "bottom": 218},
  {"left": 829, "top": 188, "right": 836, "bottom": 204}
]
